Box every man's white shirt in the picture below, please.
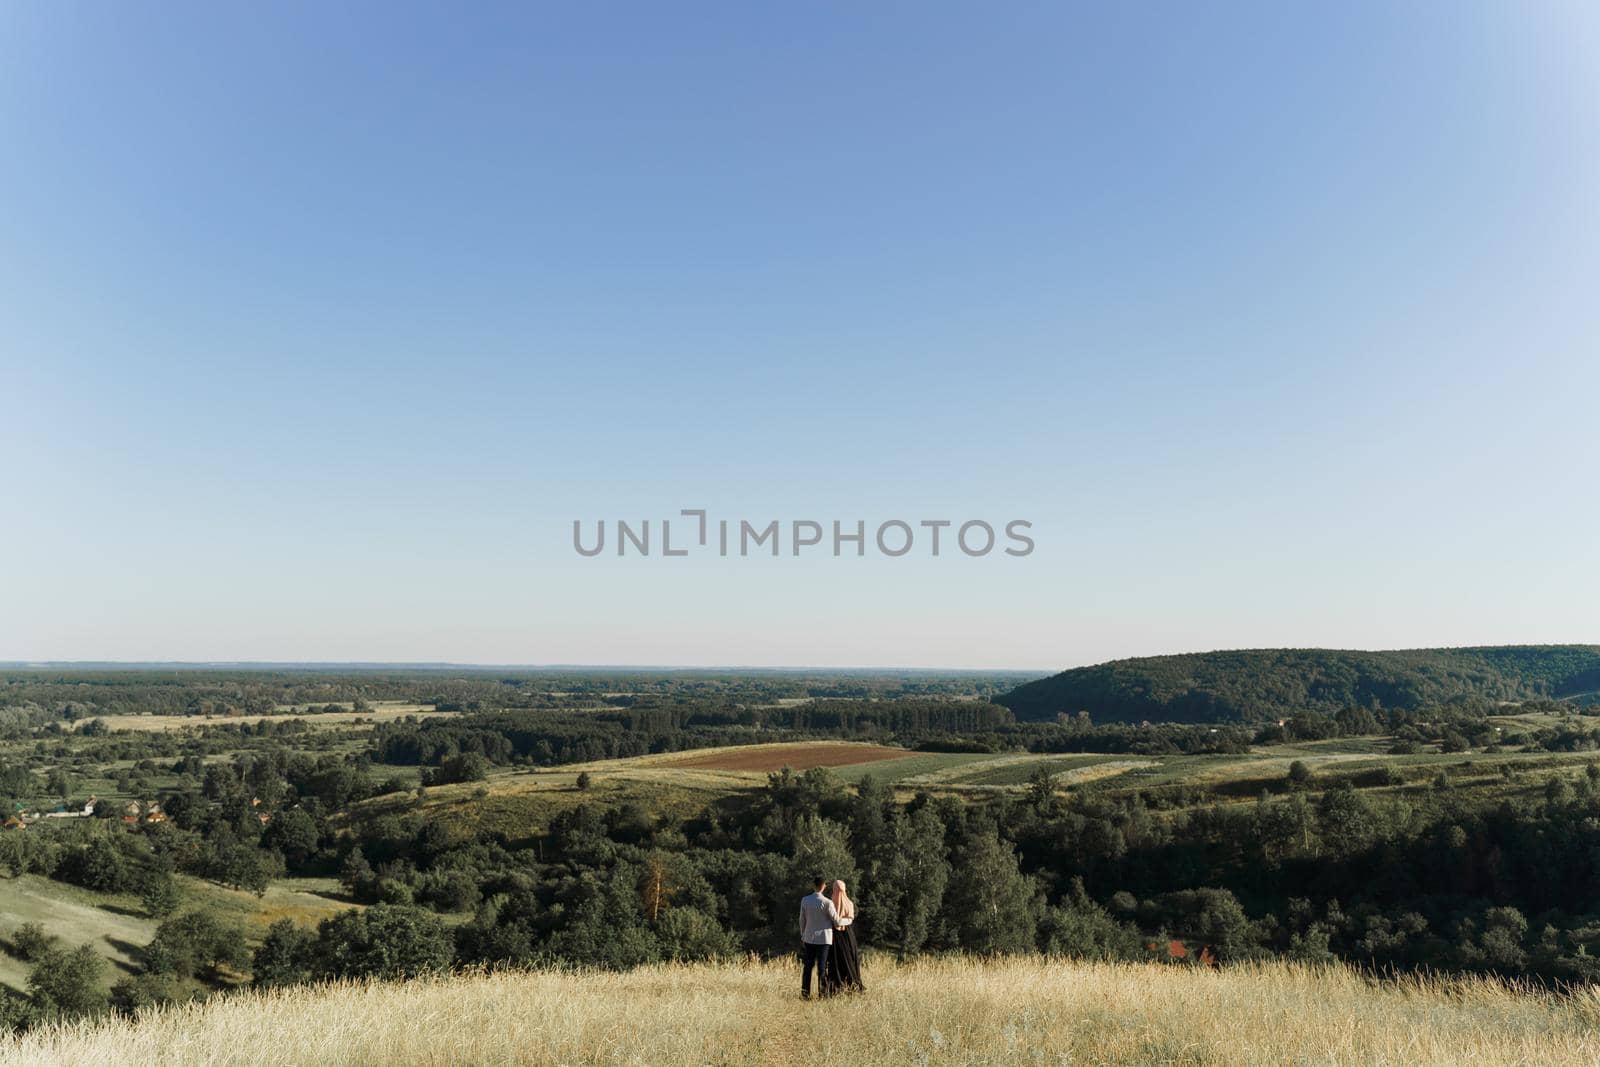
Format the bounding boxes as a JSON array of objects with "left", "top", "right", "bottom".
[{"left": 799, "top": 891, "right": 841, "bottom": 945}]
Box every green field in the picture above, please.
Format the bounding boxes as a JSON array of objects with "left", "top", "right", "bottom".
[
  {"left": 936, "top": 753, "right": 1132, "bottom": 786},
  {"left": 827, "top": 751, "right": 994, "bottom": 784}
]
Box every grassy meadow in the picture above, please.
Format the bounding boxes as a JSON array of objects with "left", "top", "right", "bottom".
[
  {"left": 4, "top": 956, "right": 1598, "bottom": 1067},
  {"left": 0, "top": 874, "right": 352, "bottom": 994}
]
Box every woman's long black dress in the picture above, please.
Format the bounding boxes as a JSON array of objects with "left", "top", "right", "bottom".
[{"left": 825, "top": 920, "right": 865, "bottom": 995}]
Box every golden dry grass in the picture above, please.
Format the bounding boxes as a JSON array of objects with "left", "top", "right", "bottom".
[
  {"left": 78, "top": 703, "right": 444, "bottom": 733},
  {"left": 5, "top": 956, "right": 1599, "bottom": 1067}
]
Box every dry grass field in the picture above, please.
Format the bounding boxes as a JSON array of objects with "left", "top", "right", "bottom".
[
  {"left": 72, "top": 702, "right": 445, "bottom": 733},
  {"left": 5, "top": 956, "right": 1598, "bottom": 1067}
]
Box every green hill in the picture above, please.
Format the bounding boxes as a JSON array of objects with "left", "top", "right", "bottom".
[{"left": 996, "top": 645, "right": 1600, "bottom": 724}]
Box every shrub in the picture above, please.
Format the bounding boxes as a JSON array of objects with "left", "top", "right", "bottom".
[
  {"left": 11, "top": 922, "right": 57, "bottom": 962},
  {"left": 656, "top": 907, "right": 737, "bottom": 962},
  {"left": 110, "top": 972, "right": 197, "bottom": 1015}
]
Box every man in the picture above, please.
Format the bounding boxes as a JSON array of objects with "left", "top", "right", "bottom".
[{"left": 799, "top": 873, "right": 841, "bottom": 999}]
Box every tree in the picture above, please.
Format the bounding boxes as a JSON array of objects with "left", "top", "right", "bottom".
[
  {"left": 1154, "top": 887, "right": 1264, "bottom": 961},
  {"left": 640, "top": 851, "right": 677, "bottom": 925},
  {"left": 263, "top": 808, "right": 320, "bottom": 869},
  {"left": 27, "top": 944, "right": 107, "bottom": 1020},
  {"left": 1317, "top": 782, "right": 1379, "bottom": 856},
  {"left": 252, "top": 919, "right": 315, "bottom": 987},
  {"left": 416, "top": 869, "right": 480, "bottom": 913},
  {"left": 0, "top": 829, "right": 59, "bottom": 878},
  {"left": 144, "top": 911, "right": 249, "bottom": 980},
  {"left": 1026, "top": 766, "right": 1061, "bottom": 814},
  {"left": 1255, "top": 793, "right": 1318, "bottom": 863},
  {"left": 576, "top": 771, "right": 593, "bottom": 791},
  {"left": 203, "top": 834, "right": 277, "bottom": 893},
  {"left": 1480, "top": 907, "right": 1529, "bottom": 971},
  {"left": 59, "top": 834, "right": 132, "bottom": 893},
  {"left": 871, "top": 806, "right": 950, "bottom": 958},
  {"left": 1286, "top": 760, "right": 1313, "bottom": 789},
  {"left": 141, "top": 875, "right": 181, "bottom": 918},
  {"left": 423, "top": 752, "right": 490, "bottom": 786},
  {"left": 849, "top": 775, "right": 892, "bottom": 885},
  {"left": 1039, "top": 878, "right": 1142, "bottom": 960},
  {"left": 1285, "top": 923, "right": 1337, "bottom": 964},
  {"left": 945, "top": 826, "right": 1038, "bottom": 955},
  {"left": 1334, "top": 706, "right": 1382, "bottom": 736},
  {"left": 201, "top": 764, "right": 247, "bottom": 807},
  {"left": 339, "top": 848, "right": 375, "bottom": 897},
  {"left": 547, "top": 868, "right": 660, "bottom": 969},
  {"left": 310, "top": 904, "right": 454, "bottom": 981}
]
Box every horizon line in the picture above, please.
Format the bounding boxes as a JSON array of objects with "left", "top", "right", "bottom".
[
  {"left": 4, "top": 642, "right": 1596, "bottom": 675},
  {"left": 0, "top": 660, "right": 1050, "bottom": 674}
]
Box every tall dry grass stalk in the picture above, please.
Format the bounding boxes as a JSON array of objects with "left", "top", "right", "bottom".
[{"left": 5, "top": 956, "right": 1599, "bottom": 1066}]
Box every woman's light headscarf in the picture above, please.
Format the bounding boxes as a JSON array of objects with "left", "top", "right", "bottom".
[{"left": 829, "top": 879, "right": 855, "bottom": 920}]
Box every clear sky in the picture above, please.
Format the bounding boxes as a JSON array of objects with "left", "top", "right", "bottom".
[{"left": 3, "top": 2, "right": 1597, "bottom": 669}]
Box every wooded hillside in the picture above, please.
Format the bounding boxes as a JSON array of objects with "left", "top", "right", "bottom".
[{"left": 996, "top": 646, "right": 1600, "bottom": 723}]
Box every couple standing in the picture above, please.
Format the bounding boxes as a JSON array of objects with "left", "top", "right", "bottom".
[{"left": 798, "top": 875, "right": 865, "bottom": 998}]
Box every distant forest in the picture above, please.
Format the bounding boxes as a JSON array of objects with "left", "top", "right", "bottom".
[
  {"left": 0, "top": 668, "right": 1030, "bottom": 724},
  {"left": 996, "top": 646, "right": 1600, "bottom": 724}
]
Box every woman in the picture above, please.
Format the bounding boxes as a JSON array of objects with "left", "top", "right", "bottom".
[{"left": 822, "top": 878, "right": 865, "bottom": 995}]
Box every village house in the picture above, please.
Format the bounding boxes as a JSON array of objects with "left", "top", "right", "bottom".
[{"left": 42, "top": 796, "right": 97, "bottom": 819}]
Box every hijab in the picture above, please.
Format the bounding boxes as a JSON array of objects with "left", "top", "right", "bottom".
[{"left": 828, "top": 879, "right": 855, "bottom": 920}]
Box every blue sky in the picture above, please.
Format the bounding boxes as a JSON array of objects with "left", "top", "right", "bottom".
[{"left": 3, "top": 2, "right": 1597, "bottom": 668}]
